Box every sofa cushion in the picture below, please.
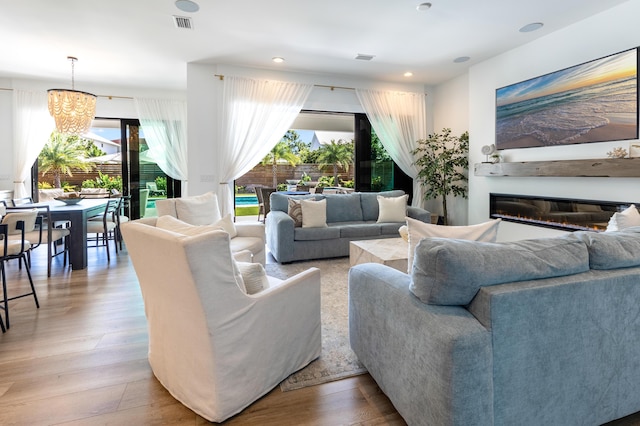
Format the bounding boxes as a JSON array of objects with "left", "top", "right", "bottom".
[
  {"left": 410, "top": 234, "right": 590, "bottom": 306},
  {"left": 325, "top": 193, "right": 363, "bottom": 223},
  {"left": 360, "top": 190, "right": 405, "bottom": 221},
  {"left": 229, "top": 236, "right": 264, "bottom": 259},
  {"left": 377, "top": 194, "right": 408, "bottom": 223},
  {"left": 271, "top": 193, "right": 320, "bottom": 212},
  {"left": 406, "top": 217, "right": 501, "bottom": 272},
  {"left": 605, "top": 204, "right": 640, "bottom": 232},
  {"left": 214, "top": 213, "right": 237, "bottom": 238},
  {"left": 301, "top": 198, "right": 328, "bottom": 228},
  {"left": 156, "top": 215, "right": 220, "bottom": 236},
  {"left": 294, "top": 226, "right": 341, "bottom": 241},
  {"left": 379, "top": 222, "right": 404, "bottom": 235},
  {"left": 339, "top": 223, "right": 381, "bottom": 238},
  {"left": 574, "top": 229, "right": 640, "bottom": 270}
]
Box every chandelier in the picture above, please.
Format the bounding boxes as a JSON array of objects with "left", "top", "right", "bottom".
[{"left": 47, "top": 56, "right": 97, "bottom": 135}]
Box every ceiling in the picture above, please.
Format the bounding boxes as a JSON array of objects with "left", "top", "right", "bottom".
[{"left": 0, "top": 0, "right": 630, "bottom": 91}]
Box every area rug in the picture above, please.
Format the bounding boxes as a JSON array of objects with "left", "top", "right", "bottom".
[{"left": 265, "top": 257, "right": 367, "bottom": 392}]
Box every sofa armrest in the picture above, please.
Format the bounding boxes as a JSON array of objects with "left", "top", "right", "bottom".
[
  {"left": 407, "top": 206, "right": 431, "bottom": 223},
  {"left": 265, "top": 210, "right": 295, "bottom": 263},
  {"left": 348, "top": 263, "right": 493, "bottom": 426},
  {"left": 235, "top": 222, "right": 265, "bottom": 241}
]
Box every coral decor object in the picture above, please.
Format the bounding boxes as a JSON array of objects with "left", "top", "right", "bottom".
[{"left": 607, "top": 147, "right": 628, "bottom": 158}]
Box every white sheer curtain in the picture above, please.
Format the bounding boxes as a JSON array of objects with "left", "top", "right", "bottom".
[
  {"left": 355, "top": 89, "right": 427, "bottom": 207},
  {"left": 134, "top": 98, "right": 188, "bottom": 193},
  {"left": 214, "top": 76, "right": 313, "bottom": 216},
  {"left": 13, "top": 90, "right": 55, "bottom": 199}
]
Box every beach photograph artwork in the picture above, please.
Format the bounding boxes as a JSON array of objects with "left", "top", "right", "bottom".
[{"left": 496, "top": 48, "right": 638, "bottom": 149}]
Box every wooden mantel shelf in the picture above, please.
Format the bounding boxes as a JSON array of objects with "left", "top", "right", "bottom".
[{"left": 474, "top": 158, "right": 640, "bottom": 177}]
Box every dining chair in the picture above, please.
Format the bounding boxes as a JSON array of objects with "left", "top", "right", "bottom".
[
  {"left": 0, "top": 215, "right": 40, "bottom": 329},
  {"left": 90, "top": 195, "right": 130, "bottom": 250},
  {"left": 12, "top": 197, "right": 33, "bottom": 206},
  {"left": 258, "top": 187, "right": 276, "bottom": 223},
  {"left": 86, "top": 199, "right": 119, "bottom": 261},
  {"left": 255, "top": 187, "right": 265, "bottom": 222},
  {"left": 5, "top": 205, "right": 71, "bottom": 277}
]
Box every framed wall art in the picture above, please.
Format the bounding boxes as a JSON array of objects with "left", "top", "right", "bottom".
[{"left": 496, "top": 47, "right": 638, "bottom": 150}]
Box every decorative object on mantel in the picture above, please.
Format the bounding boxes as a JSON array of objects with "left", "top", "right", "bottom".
[
  {"left": 629, "top": 143, "right": 640, "bottom": 158},
  {"left": 474, "top": 157, "right": 640, "bottom": 178},
  {"left": 607, "top": 146, "right": 628, "bottom": 159},
  {"left": 481, "top": 144, "right": 496, "bottom": 163},
  {"left": 47, "top": 56, "right": 97, "bottom": 136},
  {"left": 412, "top": 128, "right": 469, "bottom": 226}
]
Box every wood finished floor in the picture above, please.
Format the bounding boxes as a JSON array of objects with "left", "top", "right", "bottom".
[{"left": 0, "top": 242, "right": 405, "bottom": 425}]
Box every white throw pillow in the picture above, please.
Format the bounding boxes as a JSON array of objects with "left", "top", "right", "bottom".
[
  {"left": 213, "top": 213, "right": 237, "bottom": 238},
  {"left": 406, "top": 217, "right": 501, "bottom": 273},
  {"left": 606, "top": 204, "right": 640, "bottom": 232},
  {"left": 301, "top": 198, "right": 328, "bottom": 228},
  {"left": 236, "top": 262, "right": 270, "bottom": 295},
  {"left": 175, "top": 192, "right": 221, "bottom": 225},
  {"left": 156, "top": 215, "right": 220, "bottom": 236},
  {"left": 377, "top": 195, "right": 408, "bottom": 223}
]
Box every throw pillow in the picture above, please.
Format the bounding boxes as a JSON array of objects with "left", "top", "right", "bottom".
[
  {"left": 213, "top": 213, "right": 238, "bottom": 238},
  {"left": 406, "top": 217, "right": 501, "bottom": 273},
  {"left": 288, "top": 198, "right": 303, "bottom": 227},
  {"left": 236, "top": 262, "right": 270, "bottom": 295},
  {"left": 301, "top": 198, "right": 328, "bottom": 228},
  {"left": 605, "top": 204, "right": 640, "bottom": 232},
  {"left": 175, "top": 192, "right": 221, "bottom": 225},
  {"left": 377, "top": 194, "right": 408, "bottom": 223}
]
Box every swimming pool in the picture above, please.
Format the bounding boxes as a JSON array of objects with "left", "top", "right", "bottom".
[{"left": 235, "top": 195, "right": 258, "bottom": 206}]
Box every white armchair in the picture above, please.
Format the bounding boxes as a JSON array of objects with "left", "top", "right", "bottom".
[
  {"left": 120, "top": 220, "right": 321, "bottom": 422},
  {"left": 155, "top": 192, "right": 266, "bottom": 265}
]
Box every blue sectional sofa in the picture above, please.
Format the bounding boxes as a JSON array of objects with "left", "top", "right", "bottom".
[
  {"left": 349, "top": 228, "right": 640, "bottom": 425},
  {"left": 266, "top": 190, "right": 431, "bottom": 263}
]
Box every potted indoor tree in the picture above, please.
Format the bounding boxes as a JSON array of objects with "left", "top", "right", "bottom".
[{"left": 412, "top": 128, "right": 469, "bottom": 225}]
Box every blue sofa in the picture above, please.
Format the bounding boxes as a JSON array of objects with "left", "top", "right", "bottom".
[
  {"left": 349, "top": 228, "right": 640, "bottom": 425},
  {"left": 266, "top": 190, "right": 431, "bottom": 263}
]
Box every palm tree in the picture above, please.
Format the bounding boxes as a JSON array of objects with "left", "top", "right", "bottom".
[
  {"left": 261, "top": 141, "right": 300, "bottom": 188},
  {"left": 39, "top": 132, "right": 93, "bottom": 188},
  {"left": 316, "top": 139, "right": 353, "bottom": 184}
]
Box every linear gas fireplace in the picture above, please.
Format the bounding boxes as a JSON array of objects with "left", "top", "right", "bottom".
[{"left": 489, "top": 193, "right": 635, "bottom": 232}]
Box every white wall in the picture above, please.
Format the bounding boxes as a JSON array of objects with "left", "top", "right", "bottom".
[
  {"left": 465, "top": 1, "right": 640, "bottom": 240},
  {"left": 186, "top": 63, "right": 433, "bottom": 197},
  {"left": 429, "top": 73, "right": 470, "bottom": 225},
  {"left": 0, "top": 77, "right": 185, "bottom": 192}
]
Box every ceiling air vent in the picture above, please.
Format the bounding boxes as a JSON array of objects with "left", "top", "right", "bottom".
[
  {"left": 355, "top": 53, "right": 375, "bottom": 61},
  {"left": 173, "top": 15, "right": 193, "bottom": 29}
]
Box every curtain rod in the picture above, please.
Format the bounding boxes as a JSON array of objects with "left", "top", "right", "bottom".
[
  {"left": 213, "top": 74, "right": 355, "bottom": 91},
  {"left": 0, "top": 87, "right": 133, "bottom": 100}
]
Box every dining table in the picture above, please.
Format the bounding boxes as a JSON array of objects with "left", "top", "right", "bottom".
[{"left": 45, "top": 198, "right": 110, "bottom": 270}]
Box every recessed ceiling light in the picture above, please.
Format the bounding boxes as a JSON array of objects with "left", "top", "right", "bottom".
[
  {"left": 404, "top": 72, "right": 413, "bottom": 77},
  {"left": 519, "top": 22, "right": 544, "bottom": 33},
  {"left": 272, "top": 57, "right": 285, "bottom": 63},
  {"left": 175, "top": 0, "right": 199, "bottom": 13},
  {"left": 416, "top": 2, "right": 432, "bottom": 11},
  {"left": 453, "top": 56, "right": 470, "bottom": 63}
]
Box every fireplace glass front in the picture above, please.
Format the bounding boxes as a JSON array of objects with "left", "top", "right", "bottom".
[{"left": 489, "top": 193, "right": 634, "bottom": 232}]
